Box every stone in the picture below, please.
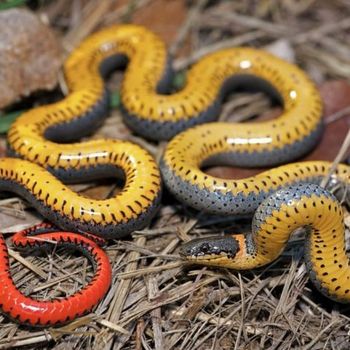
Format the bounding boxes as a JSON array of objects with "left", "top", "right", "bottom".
[{"left": 0, "top": 8, "right": 61, "bottom": 108}]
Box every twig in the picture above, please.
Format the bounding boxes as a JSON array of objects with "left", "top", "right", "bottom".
[
  {"left": 96, "top": 319, "right": 129, "bottom": 335},
  {"left": 103, "top": 236, "right": 146, "bottom": 348},
  {"left": 325, "top": 105, "right": 350, "bottom": 124},
  {"left": 302, "top": 320, "right": 342, "bottom": 350},
  {"left": 320, "top": 129, "right": 350, "bottom": 187},
  {"left": 146, "top": 276, "right": 164, "bottom": 350},
  {"left": 173, "top": 30, "right": 265, "bottom": 70},
  {"left": 293, "top": 17, "right": 350, "bottom": 44},
  {"left": 169, "top": 0, "right": 208, "bottom": 55},
  {"left": 209, "top": 10, "right": 288, "bottom": 35},
  {"left": 8, "top": 248, "right": 47, "bottom": 280},
  {"left": 234, "top": 273, "right": 245, "bottom": 350},
  {"left": 63, "top": 0, "right": 113, "bottom": 50},
  {"left": 117, "top": 261, "right": 183, "bottom": 279}
]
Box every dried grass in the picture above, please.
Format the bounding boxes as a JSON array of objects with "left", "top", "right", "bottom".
[{"left": 0, "top": 0, "right": 350, "bottom": 349}]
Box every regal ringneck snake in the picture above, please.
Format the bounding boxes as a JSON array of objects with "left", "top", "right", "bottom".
[
  {"left": 1, "top": 24, "right": 350, "bottom": 327},
  {"left": 0, "top": 223, "right": 111, "bottom": 326}
]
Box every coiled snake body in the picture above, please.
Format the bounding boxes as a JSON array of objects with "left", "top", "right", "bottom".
[
  {"left": 5, "top": 25, "right": 323, "bottom": 238},
  {"left": 0, "top": 224, "right": 111, "bottom": 326},
  {"left": 1, "top": 24, "right": 348, "bottom": 326}
]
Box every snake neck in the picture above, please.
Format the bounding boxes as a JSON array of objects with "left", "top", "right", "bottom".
[{"left": 182, "top": 183, "right": 350, "bottom": 302}]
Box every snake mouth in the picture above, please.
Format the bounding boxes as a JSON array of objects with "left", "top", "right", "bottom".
[{"left": 180, "top": 236, "right": 240, "bottom": 259}]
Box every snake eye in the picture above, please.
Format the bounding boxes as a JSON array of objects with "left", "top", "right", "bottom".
[{"left": 200, "top": 243, "right": 210, "bottom": 253}]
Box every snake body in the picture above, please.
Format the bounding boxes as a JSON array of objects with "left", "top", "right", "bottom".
[
  {"left": 0, "top": 154, "right": 161, "bottom": 238},
  {"left": 0, "top": 224, "right": 111, "bottom": 326},
  {"left": 1, "top": 23, "right": 346, "bottom": 323},
  {"left": 5, "top": 25, "right": 322, "bottom": 238}
]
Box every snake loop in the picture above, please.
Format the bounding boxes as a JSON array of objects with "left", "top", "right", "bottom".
[
  {"left": 5, "top": 24, "right": 323, "bottom": 238},
  {"left": 0, "top": 223, "right": 111, "bottom": 326}
]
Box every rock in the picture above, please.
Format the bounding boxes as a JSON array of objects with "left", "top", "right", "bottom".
[
  {"left": 0, "top": 9, "right": 61, "bottom": 109},
  {"left": 265, "top": 39, "right": 295, "bottom": 63}
]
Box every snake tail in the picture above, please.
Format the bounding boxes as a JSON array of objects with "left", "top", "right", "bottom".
[{"left": 0, "top": 224, "right": 112, "bottom": 326}]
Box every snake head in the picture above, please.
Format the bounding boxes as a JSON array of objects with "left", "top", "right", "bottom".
[{"left": 180, "top": 236, "right": 240, "bottom": 267}]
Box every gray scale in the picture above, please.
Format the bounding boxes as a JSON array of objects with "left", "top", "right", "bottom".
[
  {"left": 44, "top": 53, "right": 130, "bottom": 143},
  {"left": 161, "top": 156, "right": 338, "bottom": 224},
  {"left": 42, "top": 53, "right": 172, "bottom": 143},
  {"left": 46, "top": 164, "right": 125, "bottom": 184},
  {"left": 161, "top": 160, "right": 272, "bottom": 215},
  {"left": 198, "top": 121, "right": 323, "bottom": 168},
  {"left": 0, "top": 178, "right": 161, "bottom": 239},
  {"left": 44, "top": 88, "right": 110, "bottom": 143},
  {"left": 123, "top": 72, "right": 315, "bottom": 141},
  {"left": 252, "top": 183, "right": 336, "bottom": 233},
  {"left": 122, "top": 101, "right": 220, "bottom": 141}
]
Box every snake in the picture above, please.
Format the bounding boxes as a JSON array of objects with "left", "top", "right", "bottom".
[
  {"left": 0, "top": 23, "right": 336, "bottom": 322},
  {"left": 0, "top": 223, "right": 112, "bottom": 326},
  {"left": 4, "top": 24, "right": 322, "bottom": 238}
]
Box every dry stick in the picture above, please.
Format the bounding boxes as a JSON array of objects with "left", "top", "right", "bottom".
[
  {"left": 194, "top": 312, "right": 271, "bottom": 336},
  {"left": 63, "top": 0, "right": 113, "bottom": 50},
  {"left": 135, "top": 318, "right": 145, "bottom": 350},
  {"left": 300, "top": 293, "right": 350, "bottom": 322},
  {"left": 121, "top": 252, "right": 182, "bottom": 316},
  {"left": 96, "top": 319, "right": 129, "bottom": 335},
  {"left": 7, "top": 249, "right": 47, "bottom": 279},
  {"left": 325, "top": 105, "right": 350, "bottom": 125},
  {"left": 320, "top": 129, "right": 350, "bottom": 188},
  {"left": 169, "top": 0, "right": 209, "bottom": 55},
  {"left": 301, "top": 46, "right": 350, "bottom": 77},
  {"left": 2, "top": 326, "right": 18, "bottom": 347},
  {"left": 102, "top": 236, "right": 147, "bottom": 348},
  {"left": 102, "top": 0, "right": 153, "bottom": 26},
  {"left": 31, "top": 266, "right": 90, "bottom": 293},
  {"left": 173, "top": 30, "right": 265, "bottom": 70},
  {"left": 119, "top": 277, "right": 217, "bottom": 326},
  {"left": 0, "top": 197, "right": 26, "bottom": 219},
  {"left": 190, "top": 301, "right": 252, "bottom": 350},
  {"left": 293, "top": 17, "right": 350, "bottom": 44},
  {"left": 146, "top": 276, "right": 164, "bottom": 350},
  {"left": 234, "top": 273, "right": 245, "bottom": 350},
  {"left": 213, "top": 11, "right": 288, "bottom": 35},
  {"left": 273, "top": 260, "right": 298, "bottom": 316},
  {"left": 0, "top": 198, "right": 24, "bottom": 207},
  {"left": 317, "top": 36, "right": 350, "bottom": 62},
  {"left": 117, "top": 238, "right": 180, "bottom": 308},
  {"left": 175, "top": 13, "right": 350, "bottom": 71},
  {"left": 302, "top": 320, "right": 342, "bottom": 350},
  {"left": 287, "top": 313, "right": 308, "bottom": 350},
  {"left": 219, "top": 93, "right": 267, "bottom": 122},
  {"left": 118, "top": 261, "right": 183, "bottom": 279},
  {"left": 11, "top": 258, "right": 48, "bottom": 289},
  {"left": 0, "top": 334, "right": 52, "bottom": 350}
]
